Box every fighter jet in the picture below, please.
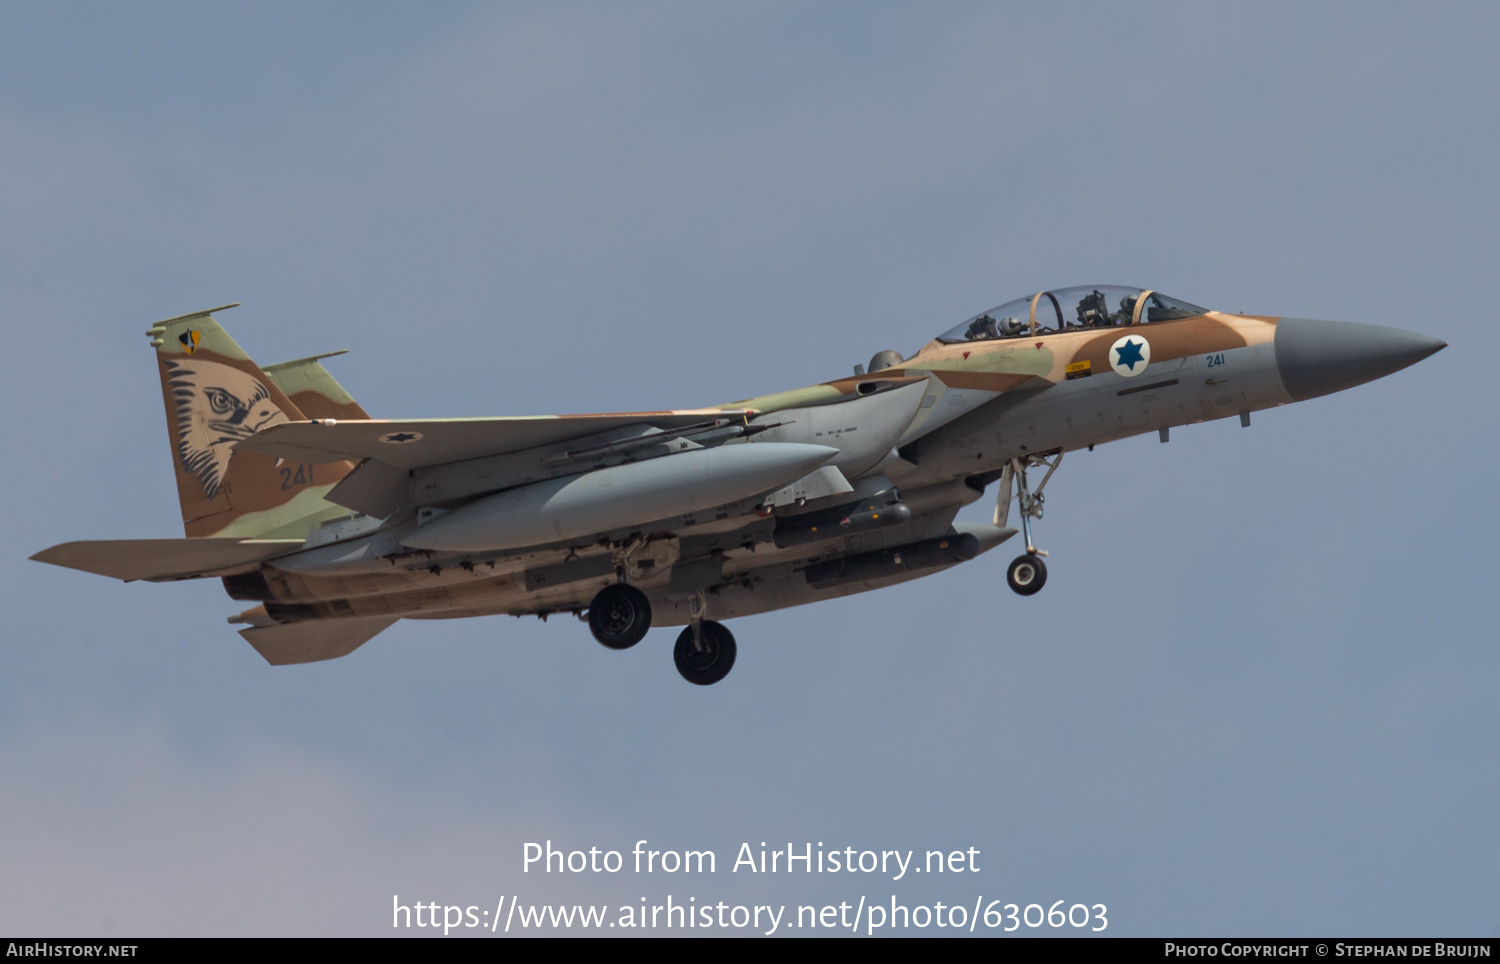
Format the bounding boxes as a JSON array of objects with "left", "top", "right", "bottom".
[{"left": 32, "top": 286, "right": 1444, "bottom": 684}]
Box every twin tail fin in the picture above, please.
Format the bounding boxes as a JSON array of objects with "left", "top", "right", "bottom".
[{"left": 146, "top": 305, "right": 359, "bottom": 539}]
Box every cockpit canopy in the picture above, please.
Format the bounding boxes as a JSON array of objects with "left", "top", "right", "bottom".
[{"left": 937, "top": 285, "right": 1210, "bottom": 344}]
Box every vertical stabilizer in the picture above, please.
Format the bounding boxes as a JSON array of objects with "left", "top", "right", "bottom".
[
  {"left": 262, "top": 351, "right": 371, "bottom": 420},
  {"left": 146, "top": 305, "right": 355, "bottom": 538}
]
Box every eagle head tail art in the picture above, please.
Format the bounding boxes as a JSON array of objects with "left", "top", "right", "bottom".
[
  {"left": 146, "top": 305, "right": 356, "bottom": 536},
  {"left": 165, "top": 357, "right": 289, "bottom": 501}
]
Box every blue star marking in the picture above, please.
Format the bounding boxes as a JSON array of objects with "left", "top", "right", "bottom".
[
  {"left": 384, "top": 431, "right": 419, "bottom": 443},
  {"left": 1114, "top": 338, "right": 1146, "bottom": 372}
]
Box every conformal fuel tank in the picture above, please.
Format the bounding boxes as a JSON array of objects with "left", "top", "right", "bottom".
[{"left": 402, "top": 442, "right": 839, "bottom": 553}]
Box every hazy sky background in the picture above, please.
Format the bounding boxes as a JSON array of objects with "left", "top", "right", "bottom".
[{"left": 1, "top": 2, "right": 1495, "bottom": 936}]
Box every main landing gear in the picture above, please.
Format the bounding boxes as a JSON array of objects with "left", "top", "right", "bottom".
[
  {"left": 995, "top": 453, "right": 1061, "bottom": 597},
  {"left": 674, "top": 620, "right": 737, "bottom": 686},
  {"left": 586, "top": 584, "right": 738, "bottom": 685},
  {"left": 588, "top": 539, "right": 654, "bottom": 650},
  {"left": 673, "top": 591, "right": 736, "bottom": 685},
  {"left": 587, "top": 583, "right": 651, "bottom": 649}
]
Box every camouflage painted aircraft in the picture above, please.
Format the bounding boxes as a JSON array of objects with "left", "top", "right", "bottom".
[{"left": 33, "top": 287, "right": 1444, "bottom": 684}]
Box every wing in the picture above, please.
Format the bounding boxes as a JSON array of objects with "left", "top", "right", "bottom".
[
  {"left": 31, "top": 538, "right": 305, "bottom": 582},
  {"left": 234, "top": 409, "right": 756, "bottom": 470}
]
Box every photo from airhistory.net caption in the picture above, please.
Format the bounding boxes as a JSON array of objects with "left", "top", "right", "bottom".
[{"left": 390, "top": 838, "right": 1109, "bottom": 935}]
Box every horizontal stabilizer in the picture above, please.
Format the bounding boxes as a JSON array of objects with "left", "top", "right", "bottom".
[
  {"left": 236, "top": 410, "right": 755, "bottom": 471},
  {"left": 239, "top": 616, "right": 397, "bottom": 665},
  {"left": 31, "top": 538, "right": 304, "bottom": 582}
]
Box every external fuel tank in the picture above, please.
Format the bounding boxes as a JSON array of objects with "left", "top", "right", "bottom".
[{"left": 402, "top": 442, "right": 839, "bottom": 553}]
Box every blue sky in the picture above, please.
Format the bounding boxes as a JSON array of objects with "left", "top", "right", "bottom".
[{"left": 1, "top": 2, "right": 1495, "bottom": 936}]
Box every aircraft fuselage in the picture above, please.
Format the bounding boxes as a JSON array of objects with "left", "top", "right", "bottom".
[{"left": 32, "top": 291, "right": 1445, "bottom": 683}]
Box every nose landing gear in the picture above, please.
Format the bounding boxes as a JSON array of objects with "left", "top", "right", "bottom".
[
  {"left": 995, "top": 453, "right": 1061, "bottom": 597},
  {"left": 1006, "top": 553, "right": 1047, "bottom": 595}
]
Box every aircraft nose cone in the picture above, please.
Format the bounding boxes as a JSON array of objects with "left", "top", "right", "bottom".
[{"left": 1275, "top": 318, "right": 1446, "bottom": 402}]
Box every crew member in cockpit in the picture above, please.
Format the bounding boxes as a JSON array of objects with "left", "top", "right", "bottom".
[
  {"left": 965, "top": 314, "right": 999, "bottom": 340},
  {"left": 1076, "top": 289, "right": 1121, "bottom": 328}
]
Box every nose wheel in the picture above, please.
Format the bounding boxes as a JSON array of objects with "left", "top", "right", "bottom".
[
  {"left": 995, "top": 453, "right": 1060, "bottom": 597},
  {"left": 1006, "top": 553, "right": 1047, "bottom": 595}
]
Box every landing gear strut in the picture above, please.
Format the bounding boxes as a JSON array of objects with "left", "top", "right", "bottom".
[
  {"left": 995, "top": 453, "right": 1061, "bottom": 597},
  {"left": 587, "top": 583, "right": 652, "bottom": 649}
]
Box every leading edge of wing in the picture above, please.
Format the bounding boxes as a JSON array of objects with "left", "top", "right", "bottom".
[{"left": 234, "top": 409, "right": 757, "bottom": 470}]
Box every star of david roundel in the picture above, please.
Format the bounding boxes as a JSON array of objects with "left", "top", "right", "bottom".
[
  {"left": 379, "top": 430, "right": 424, "bottom": 444},
  {"left": 1109, "top": 334, "right": 1151, "bottom": 377}
]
